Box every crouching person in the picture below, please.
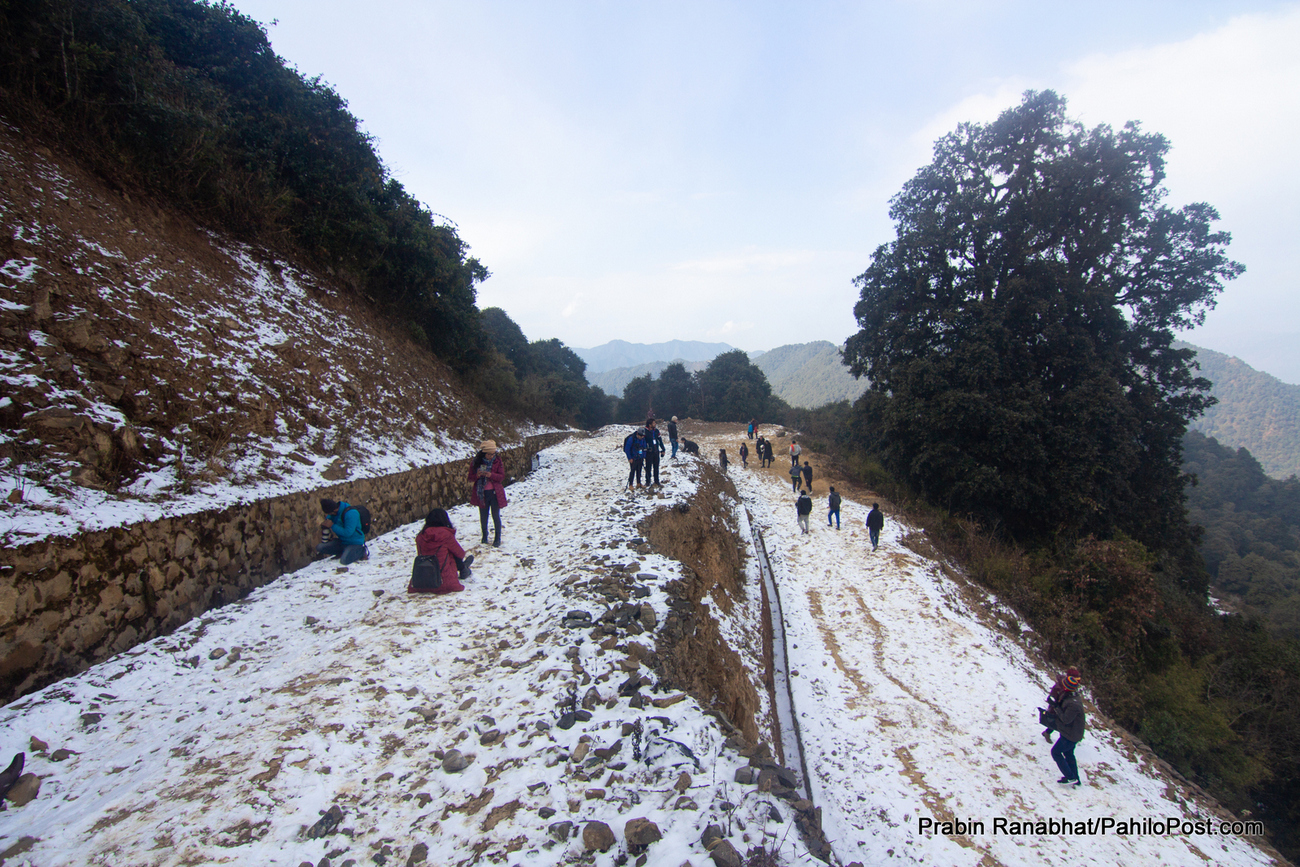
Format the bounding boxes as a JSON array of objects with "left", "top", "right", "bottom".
[
  {"left": 410, "top": 509, "right": 473, "bottom": 594},
  {"left": 318, "top": 498, "right": 368, "bottom": 565}
]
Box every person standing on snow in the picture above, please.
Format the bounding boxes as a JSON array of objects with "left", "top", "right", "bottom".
[
  {"left": 796, "top": 489, "right": 813, "bottom": 534},
  {"left": 318, "top": 498, "right": 368, "bottom": 564},
  {"left": 789, "top": 461, "right": 802, "bottom": 493},
  {"left": 763, "top": 439, "right": 774, "bottom": 468},
  {"left": 468, "top": 440, "right": 508, "bottom": 547},
  {"left": 1040, "top": 672, "right": 1072, "bottom": 742},
  {"left": 1049, "top": 669, "right": 1085, "bottom": 786},
  {"left": 790, "top": 439, "right": 802, "bottom": 467},
  {"left": 866, "top": 502, "right": 884, "bottom": 550},
  {"left": 827, "top": 486, "right": 842, "bottom": 530},
  {"left": 739, "top": 442, "right": 749, "bottom": 469},
  {"left": 667, "top": 416, "right": 680, "bottom": 459},
  {"left": 747, "top": 419, "right": 756, "bottom": 440},
  {"left": 719, "top": 448, "right": 729, "bottom": 472},
  {"left": 644, "top": 418, "right": 666, "bottom": 485},
  {"left": 409, "top": 508, "right": 473, "bottom": 593},
  {"left": 801, "top": 460, "right": 813, "bottom": 491},
  {"left": 624, "top": 428, "right": 648, "bottom": 489}
]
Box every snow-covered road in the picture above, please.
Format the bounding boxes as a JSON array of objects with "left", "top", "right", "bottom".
[{"left": 0, "top": 427, "right": 1284, "bottom": 867}]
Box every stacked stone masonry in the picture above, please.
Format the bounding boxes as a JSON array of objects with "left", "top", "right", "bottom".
[{"left": 0, "top": 432, "right": 578, "bottom": 703}]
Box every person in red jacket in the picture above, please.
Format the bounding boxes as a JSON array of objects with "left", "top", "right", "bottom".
[
  {"left": 410, "top": 509, "right": 472, "bottom": 594},
  {"left": 467, "top": 439, "right": 508, "bottom": 547}
]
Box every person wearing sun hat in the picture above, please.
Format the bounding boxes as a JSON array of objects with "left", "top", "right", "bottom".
[
  {"left": 1049, "top": 667, "right": 1086, "bottom": 786},
  {"left": 467, "top": 439, "right": 508, "bottom": 547}
]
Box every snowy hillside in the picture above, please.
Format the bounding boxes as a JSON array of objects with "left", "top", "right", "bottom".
[{"left": 0, "top": 430, "right": 1284, "bottom": 866}]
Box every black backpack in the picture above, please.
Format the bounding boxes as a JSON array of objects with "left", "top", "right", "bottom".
[
  {"left": 411, "top": 553, "right": 444, "bottom": 591},
  {"left": 344, "top": 504, "right": 372, "bottom": 535}
]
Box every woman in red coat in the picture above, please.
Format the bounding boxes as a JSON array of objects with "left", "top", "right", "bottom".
[
  {"left": 467, "top": 439, "right": 508, "bottom": 547},
  {"left": 409, "top": 509, "right": 471, "bottom": 594}
]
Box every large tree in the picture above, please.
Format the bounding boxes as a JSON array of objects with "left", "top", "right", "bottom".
[{"left": 843, "top": 91, "right": 1243, "bottom": 549}]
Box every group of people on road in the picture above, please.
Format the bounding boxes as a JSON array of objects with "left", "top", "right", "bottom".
[
  {"left": 314, "top": 439, "right": 511, "bottom": 596},
  {"left": 624, "top": 418, "right": 668, "bottom": 489}
]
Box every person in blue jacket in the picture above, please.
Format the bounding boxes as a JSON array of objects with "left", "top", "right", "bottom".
[
  {"left": 643, "top": 418, "right": 666, "bottom": 485},
  {"left": 624, "top": 428, "right": 648, "bottom": 489},
  {"left": 318, "top": 498, "right": 368, "bottom": 564}
]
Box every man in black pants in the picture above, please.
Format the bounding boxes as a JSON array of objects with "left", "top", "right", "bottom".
[{"left": 644, "top": 418, "right": 666, "bottom": 485}]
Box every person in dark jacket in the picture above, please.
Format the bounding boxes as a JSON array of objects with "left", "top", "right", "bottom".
[
  {"left": 468, "top": 440, "right": 508, "bottom": 547},
  {"left": 827, "top": 486, "right": 842, "bottom": 529},
  {"left": 866, "top": 503, "right": 884, "bottom": 550},
  {"left": 681, "top": 438, "right": 700, "bottom": 456},
  {"left": 796, "top": 490, "right": 813, "bottom": 534},
  {"left": 789, "top": 461, "right": 802, "bottom": 493},
  {"left": 318, "top": 498, "right": 368, "bottom": 564},
  {"left": 1041, "top": 672, "right": 1071, "bottom": 742},
  {"left": 719, "top": 448, "right": 729, "bottom": 472},
  {"left": 668, "top": 416, "right": 680, "bottom": 458},
  {"left": 756, "top": 436, "right": 767, "bottom": 467},
  {"left": 801, "top": 460, "right": 812, "bottom": 490},
  {"left": 410, "top": 509, "right": 472, "bottom": 594},
  {"left": 1049, "top": 668, "right": 1085, "bottom": 786},
  {"left": 739, "top": 442, "right": 749, "bottom": 468},
  {"left": 644, "top": 418, "right": 666, "bottom": 485},
  {"left": 762, "top": 439, "right": 774, "bottom": 468},
  {"left": 624, "top": 428, "right": 648, "bottom": 489}
]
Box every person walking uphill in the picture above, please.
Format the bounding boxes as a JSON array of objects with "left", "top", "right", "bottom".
[
  {"left": 468, "top": 440, "right": 508, "bottom": 547},
  {"left": 789, "top": 461, "right": 802, "bottom": 493},
  {"left": 827, "top": 486, "right": 842, "bottom": 529},
  {"left": 739, "top": 442, "right": 749, "bottom": 469},
  {"left": 790, "top": 439, "right": 802, "bottom": 468},
  {"left": 409, "top": 509, "right": 472, "bottom": 594},
  {"left": 801, "top": 460, "right": 812, "bottom": 491},
  {"left": 796, "top": 489, "right": 813, "bottom": 534},
  {"left": 866, "top": 502, "right": 884, "bottom": 551},
  {"left": 644, "top": 418, "right": 666, "bottom": 485},
  {"left": 317, "top": 499, "right": 369, "bottom": 565},
  {"left": 1049, "top": 669, "right": 1086, "bottom": 786}
]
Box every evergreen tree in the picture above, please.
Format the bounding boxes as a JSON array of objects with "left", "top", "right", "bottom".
[{"left": 844, "top": 91, "right": 1243, "bottom": 553}]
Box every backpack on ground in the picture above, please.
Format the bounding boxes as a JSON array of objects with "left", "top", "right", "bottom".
[
  {"left": 344, "top": 504, "right": 372, "bottom": 535},
  {"left": 410, "top": 553, "right": 444, "bottom": 591}
]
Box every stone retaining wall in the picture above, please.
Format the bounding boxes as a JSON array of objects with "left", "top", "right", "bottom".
[{"left": 0, "top": 431, "right": 579, "bottom": 703}]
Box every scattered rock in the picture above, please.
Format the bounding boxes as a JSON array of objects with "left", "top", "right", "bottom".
[
  {"left": 733, "top": 767, "right": 754, "bottom": 784},
  {"left": 624, "top": 817, "right": 662, "bottom": 853},
  {"left": 557, "top": 712, "right": 577, "bottom": 730},
  {"left": 538, "top": 807, "right": 556, "bottom": 819},
  {"left": 441, "top": 750, "right": 470, "bottom": 773},
  {"left": 548, "top": 820, "right": 573, "bottom": 841},
  {"left": 209, "top": 648, "right": 227, "bottom": 660},
  {"left": 478, "top": 730, "right": 501, "bottom": 746},
  {"left": 709, "top": 839, "right": 742, "bottom": 867},
  {"left": 581, "top": 687, "right": 601, "bottom": 710},
  {"left": 305, "top": 616, "right": 319, "bottom": 626},
  {"left": 675, "top": 771, "right": 692, "bottom": 793},
  {"left": 651, "top": 693, "right": 686, "bottom": 708},
  {"left": 582, "top": 821, "right": 615, "bottom": 852},
  {"left": 571, "top": 742, "right": 590, "bottom": 763},
  {"left": 50, "top": 749, "right": 76, "bottom": 762},
  {"left": 305, "top": 805, "right": 344, "bottom": 839},
  {"left": 673, "top": 797, "right": 699, "bottom": 810},
  {"left": 27, "top": 738, "right": 46, "bottom": 754},
  {"left": 405, "top": 842, "right": 428, "bottom": 865},
  {"left": 584, "top": 788, "right": 606, "bottom": 800},
  {"left": 4, "top": 774, "right": 39, "bottom": 807}
]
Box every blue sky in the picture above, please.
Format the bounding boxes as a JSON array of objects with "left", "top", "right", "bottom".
[{"left": 232, "top": 1, "right": 1300, "bottom": 383}]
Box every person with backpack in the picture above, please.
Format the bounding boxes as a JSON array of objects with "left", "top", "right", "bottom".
[
  {"left": 409, "top": 509, "right": 473, "bottom": 594},
  {"left": 644, "top": 418, "right": 666, "bottom": 485},
  {"left": 1048, "top": 668, "right": 1085, "bottom": 786},
  {"left": 796, "top": 489, "right": 813, "bottom": 535},
  {"left": 318, "top": 498, "right": 369, "bottom": 565},
  {"left": 790, "top": 439, "right": 802, "bottom": 468},
  {"left": 827, "top": 486, "right": 842, "bottom": 529},
  {"left": 789, "top": 461, "right": 802, "bottom": 493},
  {"left": 624, "top": 428, "right": 648, "bottom": 489},
  {"left": 667, "top": 416, "right": 680, "bottom": 459},
  {"left": 866, "top": 502, "right": 884, "bottom": 551},
  {"left": 1038, "top": 671, "right": 1072, "bottom": 741},
  {"left": 739, "top": 442, "right": 749, "bottom": 469},
  {"left": 468, "top": 440, "right": 508, "bottom": 547}
]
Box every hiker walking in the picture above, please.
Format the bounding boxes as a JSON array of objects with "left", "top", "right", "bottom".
[
  {"left": 317, "top": 498, "right": 369, "bottom": 565},
  {"left": 762, "top": 439, "right": 774, "bottom": 468},
  {"left": 719, "top": 448, "right": 728, "bottom": 472},
  {"left": 865, "top": 502, "right": 884, "bottom": 550},
  {"left": 409, "top": 509, "right": 472, "bottom": 594},
  {"left": 468, "top": 440, "right": 508, "bottom": 547},
  {"left": 644, "top": 418, "right": 666, "bottom": 485},
  {"left": 755, "top": 436, "right": 766, "bottom": 467},
  {"left": 790, "top": 439, "right": 801, "bottom": 467},
  {"left": 789, "top": 462, "right": 802, "bottom": 493},
  {"left": 667, "top": 416, "right": 680, "bottom": 459},
  {"left": 739, "top": 442, "right": 749, "bottom": 469},
  {"left": 796, "top": 490, "right": 813, "bottom": 534},
  {"left": 747, "top": 419, "right": 756, "bottom": 440},
  {"left": 624, "top": 428, "right": 648, "bottom": 489},
  {"left": 1048, "top": 669, "right": 1085, "bottom": 786},
  {"left": 801, "top": 460, "right": 812, "bottom": 491},
  {"left": 827, "top": 486, "right": 842, "bottom": 530}
]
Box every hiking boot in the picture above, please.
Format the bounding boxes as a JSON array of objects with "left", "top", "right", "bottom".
[
  {"left": 459, "top": 554, "right": 475, "bottom": 580},
  {"left": 1042, "top": 730, "right": 1053, "bottom": 743}
]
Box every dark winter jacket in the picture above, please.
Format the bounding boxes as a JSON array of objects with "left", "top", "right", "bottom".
[
  {"left": 468, "top": 453, "right": 508, "bottom": 508},
  {"left": 801, "top": 465, "right": 812, "bottom": 487},
  {"left": 1055, "top": 691, "right": 1085, "bottom": 742},
  {"left": 866, "top": 507, "right": 884, "bottom": 532},
  {"left": 739, "top": 444, "right": 749, "bottom": 459},
  {"left": 667, "top": 421, "right": 678, "bottom": 441},
  {"left": 796, "top": 493, "right": 813, "bottom": 516},
  {"left": 412, "top": 526, "right": 466, "bottom": 593},
  {"left": 828, "top": 492, "right": 841, "bottom": 511},
  {"left": 329, "top": 501, "right": 366, "bottom": 546},
  {"left": 624, "top": 433, "right": 648, "bottom": 461},
  {"left": 645, "top": 427, "right": 665, "bottom": 456}
]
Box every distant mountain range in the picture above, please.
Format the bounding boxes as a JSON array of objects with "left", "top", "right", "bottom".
[
  {"left": 1181, "top": 341, "right": 1300, "bottom": 479},
  {"left": 577, "top": 338, "right": 1299, "bottom": 479}
]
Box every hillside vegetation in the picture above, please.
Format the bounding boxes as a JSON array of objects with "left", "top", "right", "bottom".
[
  {"left": 1181, "top": 341, "right": 1300, "bottom": 479},
  {"left": 749, "top": 341, "right": 867, "bottom": 408}
]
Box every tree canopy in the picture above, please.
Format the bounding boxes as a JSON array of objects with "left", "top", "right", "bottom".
[
  {"left": 843, "top": 90, "right": 1243, "bottom": 550},
  {"left": 617, "top": 351, "right": 788, "bottom": 423}
]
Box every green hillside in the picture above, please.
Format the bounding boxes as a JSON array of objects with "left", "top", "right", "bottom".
[
  {"left": 1181, "top": 342, "right": 1300, "bottom": 479},
  {"left": 748, "top": 341, "right": 867, "bottom": 408}
]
